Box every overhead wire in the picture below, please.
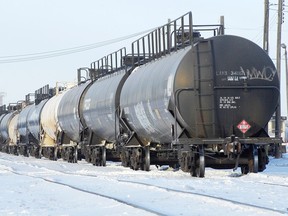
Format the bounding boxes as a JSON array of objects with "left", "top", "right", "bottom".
[{"left": 0, "top": 27, "right": 156, "bottom": 64}]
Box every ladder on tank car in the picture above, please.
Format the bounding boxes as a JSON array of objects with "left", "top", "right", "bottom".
[{"left": 193, "top": 39, "right": 216, "bottom": 138}]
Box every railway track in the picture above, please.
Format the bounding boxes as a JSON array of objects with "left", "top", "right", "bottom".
[
  {"left": 4, "top": 166, "right": 285, "bottom": 216},
  {"left": 2, "top": 156, "right": 288, "bottom": 189},
  {"left": 117, "top": 179, "right": 288, "bottom": 215},
  {"left": 5, "top": 168, "right": 162, "bottom": 216},
  {"left": 0, "top": 154, "right": 287, "bottom": 215}
]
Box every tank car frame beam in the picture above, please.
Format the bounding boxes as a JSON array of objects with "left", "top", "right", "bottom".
[
  {"left": 172, "top": 137, "right": 282, "bottom": 146},
  {"left": 174, "top": 136, "right": 280, "bottom": 176}
]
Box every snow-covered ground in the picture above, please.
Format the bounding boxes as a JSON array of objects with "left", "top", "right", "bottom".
[{"left": 0, "top": 152, "right": 287, "bottom": 216}]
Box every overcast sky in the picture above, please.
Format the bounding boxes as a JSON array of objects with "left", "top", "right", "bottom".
[{"left": 0, "top": 0, "right": 287, "bottom": 113}]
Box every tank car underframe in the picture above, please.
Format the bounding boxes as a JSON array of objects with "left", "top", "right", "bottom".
[
  {"left": 40, "top": 146, "right": 58, "bottom": 161},
  {"left": 18, "top": 143, "right": 30, "bottom": 157},
  {"left": 173, "top": 136, "right": 281, "bottom": 177},
  {"left": 79, "top": 129, "right": 111, "bottom": 166},
  {"left": 82, "top": 144, "right": 107, "bottom": 166},
  {"left": 116, "top": 107, "right": 152, "bottom": 171},
  {"left": 119, "top": 145, "right": 150, "bottom": 171},
  {"left": 28, "top": 144, "right": 41, "bottom": 158},
  {"left": 8, "top": 144, "right": 19, "bottom": 156},
  {"left": 57, "top": 131, "right": 79, "bottom": 163},
  {"left": 17, "top": 133, "right": 39, "bottom": 157}
]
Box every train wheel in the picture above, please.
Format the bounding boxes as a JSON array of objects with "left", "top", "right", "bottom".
[
  {"left": 38, "top": 147, "right": 42, "bottom": 159},
  {"left": 141, "top": 146, "right": 150, "bottom": 171},
  {"left": 101, "top": 146, "right": 106, "bottom": 166},
  {"left": 53, "top": 147, "right": 58, "bottom": 161},
  {"left": 241, "top": 165, "right": 249, "bottom": 174},
  {"left": 72, "top": 147, "right": 78, "bottom": 163},
  {"left": 14, "top": 146, "right": 19, "bottom": 156},
  {"left": 49, "top": 147, "right": 56, "bottom": 160},
  {"left": 248, "top": 145, "right": 259, "bottom": 173},
  {"left": 120, "top": 148, "right": 130, "bottom": 167},
  {"left": 24, "top": 146, "right": 29, "bottom": 157},
  {"left": 130, "top": 148, "right": 142, "bottom": 170},
  {"left": 241, "top": 145, "right": 259, "bottom": 174},
  {"left": 191, "top": 145, "right": 205, "bottom": 178}
]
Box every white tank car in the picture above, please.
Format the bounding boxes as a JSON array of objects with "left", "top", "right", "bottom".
[{"left": 40, "top": 90, "right": 67, "bottom": 147}]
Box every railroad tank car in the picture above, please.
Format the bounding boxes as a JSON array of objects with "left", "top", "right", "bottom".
[
  {"left": 120, "top": 36, "right": 278, "bottom": 143},
  {"left": 57, "top": 81, "right": 90, "bottom": 162},
  {"left": 17, "top": 104, "right": 34, "bottom": 156},
  {"left": 79, "top": 68, "right": 129, "bottom": 165},
  {"left": 27, "top": 99, "right": 48, "bottom": 157},
  {"left": 116, "top": 13, "right": 280, "bottom": 176},
  {"left": 7, "top": 113, "right": 19, "bottom": 152},
  {"left": 0, "top": 12, "right": 281, "bottom": 178},
  {"left": 0, "top": 111, "right": 19, "bottom": 154},
  {"left": 40, "top": 89, "right": 67, "bottom": 160},
  {"left": 0, "top": 114, "right": 6, "bottom": 144}
]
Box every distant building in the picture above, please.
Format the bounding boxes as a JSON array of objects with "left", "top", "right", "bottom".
[
  {"left": 0, "top": 92, "right": 6, "bottom": 106},
  {"left": 268, "top": 116, "right": 286, "bottom": 140}
]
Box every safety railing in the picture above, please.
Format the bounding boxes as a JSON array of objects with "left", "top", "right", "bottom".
[
  {"left": 34, "top": 84, "right": 51, "bottom": 105},
  {"left": 87, "top": 12, "right": 224, "bottom": 79},
  {"left": 129, "top": 12, "right": 193, "bottom": 67},
  {"left": 89, "top": 48, "right": 127, "bottom": 81}
]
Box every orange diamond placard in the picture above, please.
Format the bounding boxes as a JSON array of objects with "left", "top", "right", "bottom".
[{"left": 237, "top": 120, "right": 251, "bottom": 134}]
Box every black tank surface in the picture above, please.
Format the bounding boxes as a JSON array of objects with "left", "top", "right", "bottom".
[
  {"left": 120, "top": 35, "right": 279, "bottom": 144},
  {"left": 57, "top": 82, "right": 91, "bottom": 142},
  {"left": 211, "top": 35, "right": 279, "bottom": 137},
  {"left": 120, "top": 50, "right": 187, "bottom": 144},
  {"left": 0, "top": 114, "right": 5, "bottom": 142},
  {"left": 17, "top": 105, "right": 34, "bottom": 137},
  {"left": 27, "top": 99, "right": 48, "bottom": 141},
  {"left": 81, "top": 70, "right": 129, "bottom": 142}
]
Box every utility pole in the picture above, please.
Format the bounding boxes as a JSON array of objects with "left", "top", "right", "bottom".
[
  {"left": 0, "top": 92, "right": 6, "bottom": 106},
  {"left": 263, "top": 0, "right": 269, "bottom": 53},
  {"left": 281, "top": 43, "right": 288, "bottom": 121},
  {"left": 275, "top": 0, "right": 284, "bottom": 158},
  {"left": 220, "top": 16, "right": 225, "bottom": 35}
]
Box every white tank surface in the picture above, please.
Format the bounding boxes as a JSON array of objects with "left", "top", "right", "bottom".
[
  {"left": 40, "top": 90, "right": 67, "bottom": 142},
  {"left": 8, "top": 113, "right": 19, "bottom": 145},
  {"left": 0, "top": 112, "right": 17, "bottom": 142}
]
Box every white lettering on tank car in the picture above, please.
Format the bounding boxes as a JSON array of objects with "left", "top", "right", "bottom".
[
  {"left": 109, "top": 93, "right": 114, "bottom": 102},
  {"left": 147, "top": 100, "right": 156, "bottom": 120},
  {"left": 154, "top": 109, "right": 162, "bottom": 120},
  {"left": 84, "top": 98, "right": 91, "bottom": 110},
  {"left": 166, "top": 74, "right": 174, "bottom": 97},
  {"left": 97, "top": 118, "right": 102, "bottom": 126},
  {"left": 107, "top": 114, "right": 113, "bottom": 121},
  {"left": 124, "top": 107, "right": 130, "bottom": 114},
  {"left": 219, "top": 96, "right": 240, "bottom": 109},
  {"left": 134, "top": 102, "right": 156, "bottom": 133},
  {"left": 216, "top": 66, "right": 277, "bottom": 82},
  {"left": 240, "top": 66, "right": 277, "bottom": 81},
  {"left": 216, "top": 70, "right": 244, "bottom": 82},
  {"left": 73, "top": 107, "right": 77, "bottom": 120}
]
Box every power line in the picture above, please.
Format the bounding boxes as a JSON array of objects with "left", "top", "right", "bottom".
[{"left": 0, "top": 27, "right": 156, "bottom": 64}]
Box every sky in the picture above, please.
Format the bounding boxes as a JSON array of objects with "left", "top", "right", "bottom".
[{"left": 0, "top": 0, "right": 287, "bottom": 113}]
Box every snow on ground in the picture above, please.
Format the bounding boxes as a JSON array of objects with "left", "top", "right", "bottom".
[{"left": 0, "top": 152, "right": 287, "bottom": 216}]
